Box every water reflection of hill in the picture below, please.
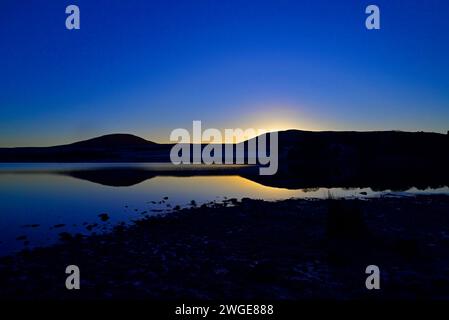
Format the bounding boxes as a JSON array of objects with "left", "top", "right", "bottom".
[
  {"left": 60, "top": 166, "right": 257, "bottom": 187},
  {"left": 59, "top": 167, "right": 449, "bottom": 192}
]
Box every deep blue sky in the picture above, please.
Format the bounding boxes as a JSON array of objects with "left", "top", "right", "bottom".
[{"left": 1, "top": 0, "right": 448, "bottom": 146}]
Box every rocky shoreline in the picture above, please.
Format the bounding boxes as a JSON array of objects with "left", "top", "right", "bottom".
[{"left": 1, "top": 195, "right": 449, "bottom": 300}]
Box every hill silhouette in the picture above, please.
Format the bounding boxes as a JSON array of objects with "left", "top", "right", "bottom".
[
  {"left": 0, "top": 129, "right": 448, "bottom": 171},
  {"left": 67, "top": 134, "right": 157, "bottom": 148},
  {"left": 0, "top": 133, "right": 171, "bottom": 162}
]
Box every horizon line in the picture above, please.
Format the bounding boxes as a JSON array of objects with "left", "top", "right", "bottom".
[{"left": 1, "top": 128, "right": 448, "bottom": 149}]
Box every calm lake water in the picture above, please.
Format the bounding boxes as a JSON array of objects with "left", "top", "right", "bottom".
[{"left": 0, "top": 163, "right": 448, "bottom": 256}]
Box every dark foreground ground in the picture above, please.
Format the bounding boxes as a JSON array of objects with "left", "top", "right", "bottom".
[{"left": 1, "top": 195, "right": 449, "bottom": 300}]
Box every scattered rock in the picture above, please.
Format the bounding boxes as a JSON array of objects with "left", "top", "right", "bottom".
[
  {"left": 58, "top": 232, "right": 73, "bottom": 242},
  {"left": 21, "top": 224, "right": 40, "bottom": 228},
  {"left": 86, "top": 223, "right": 98, "bottom": 231},
  {"left": 98, "top": 213, "right": 110, "bottom": 222}
]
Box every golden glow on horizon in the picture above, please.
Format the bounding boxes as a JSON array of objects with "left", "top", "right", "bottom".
[
  {"left": 146, "top": 106, "right": 326, "bottom": 143},
  {"left": 0, "top": 106, "right": 328, "bottom": 146}
]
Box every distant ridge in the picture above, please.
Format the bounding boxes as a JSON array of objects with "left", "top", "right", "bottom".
[
  {"left": 0, "top": 130, "right": 448, "bottom": 167},
  {"left": 0, "top": 133, "right": 169, "bottom": 162},
  {"left": 66, "top": 134, "right": 157, "bottom": 148}
]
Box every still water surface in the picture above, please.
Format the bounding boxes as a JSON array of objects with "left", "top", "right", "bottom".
[{"left": 1, "top": 163, "right": 448, "bottom": 256}]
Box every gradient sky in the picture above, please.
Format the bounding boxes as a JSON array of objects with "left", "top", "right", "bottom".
[{"left": 1, "top": 0, "right": 449, "bottom": 146}]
